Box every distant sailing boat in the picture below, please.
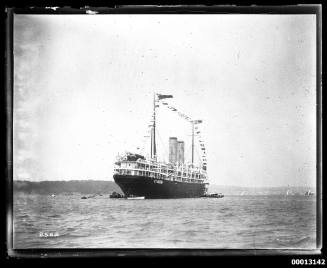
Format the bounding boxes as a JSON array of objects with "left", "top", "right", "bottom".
[
  {"left": 286, "top": 185, "right": 292, "bottom": 196},
  {"left": 304, "top": 190, "right": 314, "bottom": 196}
]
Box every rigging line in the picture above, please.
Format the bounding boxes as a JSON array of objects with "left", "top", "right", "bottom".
[
  {"left": 185, "top": 135, "right": 194, "bottom": 164},
  {"left": 140, "top": 125, "right": 152, "bottom": 157},
  {"left": 192, "top": 131, "right": 201, "bottom": 163},
  {"left": 157, "top": 130, "right": 169, "bottom": 163},
  {"left": 195, "top": 127, "right": 206, "bottom": 148},
  {"left": 195, "top": 136, "right": 206, "bottom": 167},
  {"left": 155, "top": 101, "right": 171, "bottom": 162},
  {"left": 195, "top": 145, "right": 203, "bottom": 166},
  {"left": 184, "top": 145, "right": 192, "bottom": 165},
  {"left": 185, "top": 138, "right": 202, "bottom": 167},
  {"left": 158, "top": 98, "right": 205, "bottom": 167},
  {"left": 184, "top": 132, "right": 201, "bottom": 165}
]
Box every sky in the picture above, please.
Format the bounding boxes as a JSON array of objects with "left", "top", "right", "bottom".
[{"left": 13, "top": 14, "right": 317, "bottom": 187}]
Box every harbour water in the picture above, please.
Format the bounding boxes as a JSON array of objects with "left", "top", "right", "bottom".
[{"left": 13, "top": 194, "right": 317, "bottom": 249}]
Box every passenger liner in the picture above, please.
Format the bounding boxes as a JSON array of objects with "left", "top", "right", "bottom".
[{"left": 113, "top": 93, "right": 209, "bottom": 198}]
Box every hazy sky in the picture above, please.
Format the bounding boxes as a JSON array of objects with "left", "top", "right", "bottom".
[{"left": 13, "top": 14, "right": 316, "bottom": 187}]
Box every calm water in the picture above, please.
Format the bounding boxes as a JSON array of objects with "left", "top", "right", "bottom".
[{"left": 13, "top": 194, "right": 317, "bottom": 249}]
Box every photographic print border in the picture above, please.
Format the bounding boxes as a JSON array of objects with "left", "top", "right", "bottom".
[{"left": 5, "top": 4, "right": 323, "bottom": 260}]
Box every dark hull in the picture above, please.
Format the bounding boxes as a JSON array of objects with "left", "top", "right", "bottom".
[{"left": 113, "top": 174, "right": 206, "bottom": 199}]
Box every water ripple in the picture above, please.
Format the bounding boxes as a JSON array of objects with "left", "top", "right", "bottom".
[{"left": 13, "top": 194, "right": 316, "bottom": 248}]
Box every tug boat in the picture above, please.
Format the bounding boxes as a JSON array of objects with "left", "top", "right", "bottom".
[{"left": 126, "top": 195, "right": 145, "bottom": 200}]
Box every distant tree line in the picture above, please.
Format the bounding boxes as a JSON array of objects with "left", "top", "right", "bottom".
[
  {"left": 13, "top": 180, "right": 314, "bottom": 195},
  {"left": 13, "top": 180, "right": 122, "bottom": 195}
]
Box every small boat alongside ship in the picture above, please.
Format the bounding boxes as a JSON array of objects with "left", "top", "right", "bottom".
[
  {"left": 109, "top": 192, "right": 145, "bottom": 200},
  {"left": 126, "top": 195, "right": 145, "bottom": 200},
  {"left": 109, "top": 191, "right": 124, "bottom": 199},
  {"left": 201, "top": 193, "right": 224, "bottom": 198}
]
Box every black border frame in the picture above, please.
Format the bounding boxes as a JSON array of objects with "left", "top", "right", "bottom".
[{"left": 4, "top": 4, "right": 323, "bottom": 260}]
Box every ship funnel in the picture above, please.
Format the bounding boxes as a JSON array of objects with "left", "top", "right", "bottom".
[
  {"left": 169, "top": 137, "right": 178, "bottom": 164},
  {"left": 177, "top": 140, "right": 184, "bottom": 165}
]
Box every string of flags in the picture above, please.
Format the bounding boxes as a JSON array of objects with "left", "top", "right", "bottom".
[
  {"left": 196, "top": 125, "right": 207, "bottom": 169},
  {"left": 157, "top": 99, "right": 194, "bottom": 123},
  {"left": 193, "top": 121, "right": 207, "bottom": 168},
  {"left": 156, "top": 94, "right": 207, "bottom": 169}
]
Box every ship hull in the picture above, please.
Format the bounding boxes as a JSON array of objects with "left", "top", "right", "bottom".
[{"left": 113, "top": 174, "right": 206, "bottom": 199}]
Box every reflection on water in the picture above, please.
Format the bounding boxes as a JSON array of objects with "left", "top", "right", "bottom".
[{"left": 13, "top": 194, "right": 316, "bottom": 248}]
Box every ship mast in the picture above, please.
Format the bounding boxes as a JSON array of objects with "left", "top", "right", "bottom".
[
  {"left": 191, "top": 119, "right": 202, "bottom": 168},
  {"left": 191, "top": 121, "right": 194, "bottom": 167},
  {"left": 150, "top": 93, "right": 173, "bottom": 161},
  {"left": 151, "top": 92, "right": 157, "bottom": 160}
]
